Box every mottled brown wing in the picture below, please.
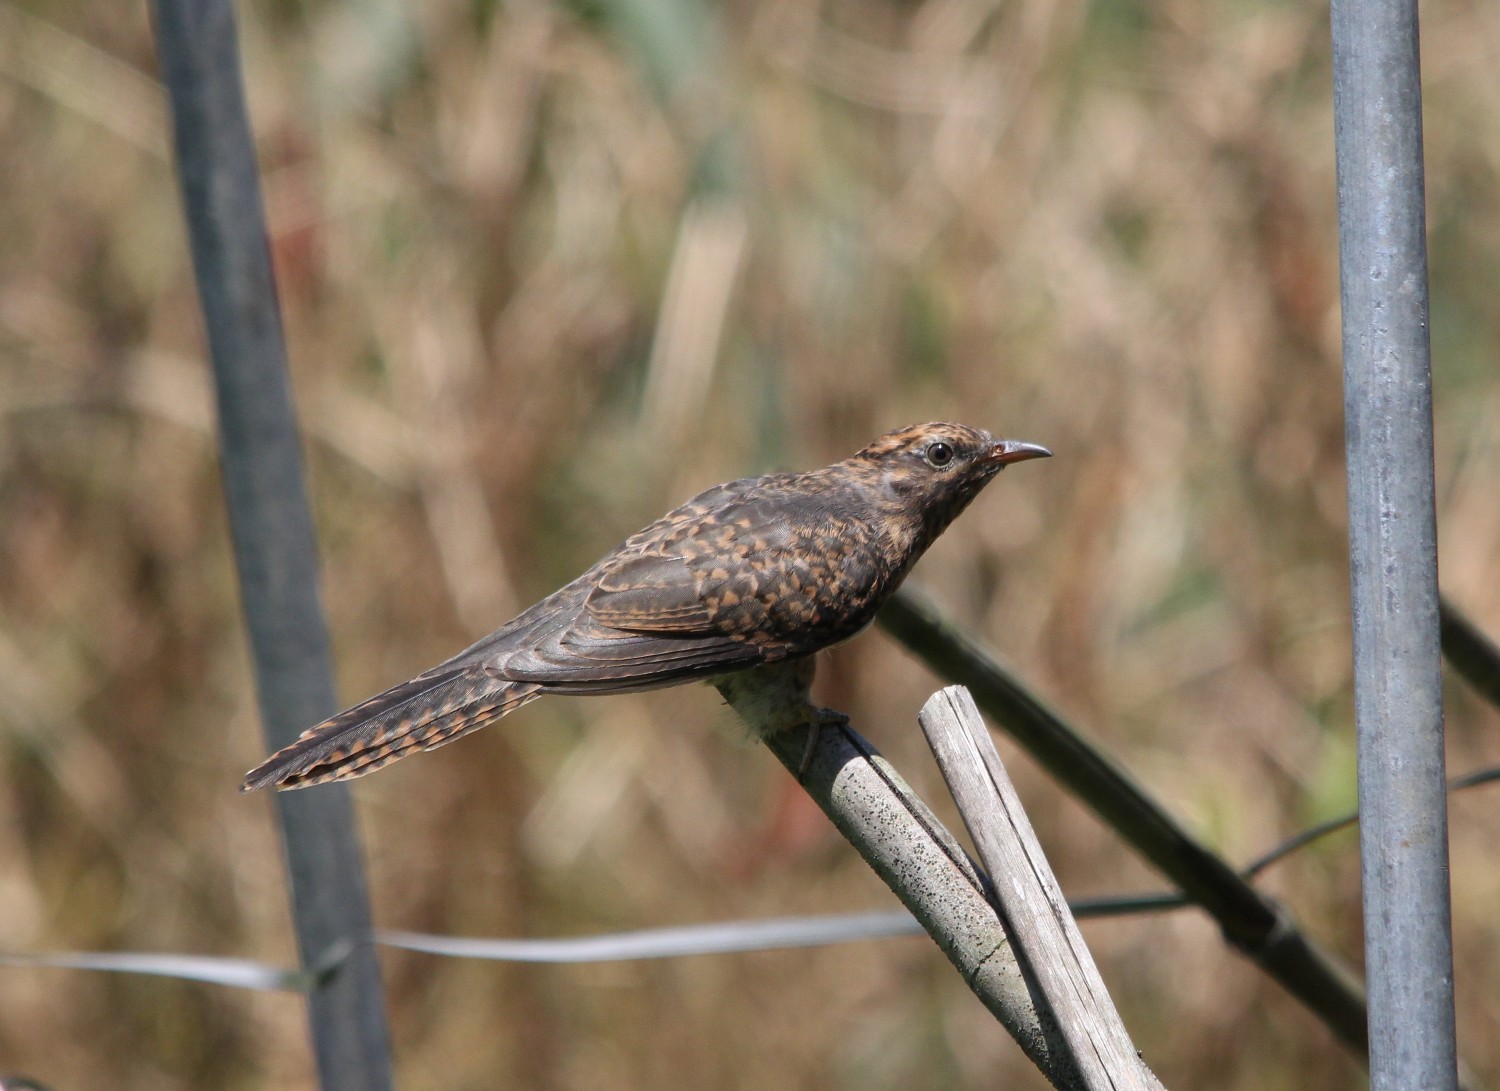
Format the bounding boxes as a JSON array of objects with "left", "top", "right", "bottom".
[
  {"left": 584, "top": 552, "right": 716, "bottom": 632},
  {"left": 591, "top": 488, "right": 893, "bottom": 646},
  {"left": 490, "top": 481, "right": 890, "bottom": 691},
  {"left": 490, "top": 559, "right": 767, "bottom": 689}
]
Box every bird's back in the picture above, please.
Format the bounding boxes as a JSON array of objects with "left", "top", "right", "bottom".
[{"left": 435, "top": 466, "right": 901, "bottom": 691}]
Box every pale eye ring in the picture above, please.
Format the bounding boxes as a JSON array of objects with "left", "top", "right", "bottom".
[{"left": 924, "top": 441, "right": 956, "bottom": 468}]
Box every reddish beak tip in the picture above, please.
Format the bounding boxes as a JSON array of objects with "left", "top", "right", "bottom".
[{"left": 989, "top": 440, "right": 1052, "bottom": 465}]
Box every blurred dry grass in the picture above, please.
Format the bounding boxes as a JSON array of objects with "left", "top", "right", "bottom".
[{"left": 1, "top": 0, "right": 1498, "bottom": 1086}]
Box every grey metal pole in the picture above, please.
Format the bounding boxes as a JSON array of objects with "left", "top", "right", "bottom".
[
  {"left": 1329, "top": 0, "right": 1458, "bottom": 1087},
  {"left": 150, "top": 1, "right": 394, "bottom": 1086}
]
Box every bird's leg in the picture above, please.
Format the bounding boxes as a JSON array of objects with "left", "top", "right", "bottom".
[
  {"left": 714, "top": 657, "right": 845, "bottom": 778},
  {"left": 795, "top": 705, "right": 849, "bottom": 778}
]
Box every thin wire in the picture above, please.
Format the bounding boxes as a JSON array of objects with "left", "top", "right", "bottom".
[{"left": 5, "top": 764, "right": 1494, "bottom": 991}]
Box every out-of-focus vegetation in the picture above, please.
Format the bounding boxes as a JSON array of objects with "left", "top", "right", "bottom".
[{"left": 1, "top": 0, "right": 1497, "bottom": 1086}]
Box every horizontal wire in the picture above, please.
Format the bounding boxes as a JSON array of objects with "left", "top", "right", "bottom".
[{"left": 5, "top": 764, "right": 1493, "bottom": 993}]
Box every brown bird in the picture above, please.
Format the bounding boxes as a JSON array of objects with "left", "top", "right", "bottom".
[{"left": 242, "top": 423, "right": 1049, "bottom": 791}]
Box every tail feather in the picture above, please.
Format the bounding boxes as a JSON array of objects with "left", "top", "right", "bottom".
[{"left": 241, "top": 668, "right": 541, "bottom": 791}]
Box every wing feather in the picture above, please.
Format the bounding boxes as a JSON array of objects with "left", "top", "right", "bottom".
[
  {"left": 584, "top": 553, "right": 714, "bottom": 632},
  {"left": 482, "top": 476, "right": 889, "bottom": 690}
]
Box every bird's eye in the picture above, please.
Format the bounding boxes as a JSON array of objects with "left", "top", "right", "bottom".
[{"left": 924, "top": 441, "right": 955, "bottom": 468}]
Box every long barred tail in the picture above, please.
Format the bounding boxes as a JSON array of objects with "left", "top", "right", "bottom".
[{"left": 240, "top": 667, "right": 541, "bottom": 791}]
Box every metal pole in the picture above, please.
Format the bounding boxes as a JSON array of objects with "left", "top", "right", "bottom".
[
  {"left": 1329, "top": 0, "right": 1458, "bottom": 1086},
  {"left": 150, "top": 1, "right": 394, "bottom": 1086}
]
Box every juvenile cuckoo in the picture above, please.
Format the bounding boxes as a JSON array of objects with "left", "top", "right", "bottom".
[{"left": 242, "top": 422, "right": 1049, "bottom": 791}]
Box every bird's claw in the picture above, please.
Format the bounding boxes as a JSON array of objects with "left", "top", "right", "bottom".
[{"left": 796, "top": 706, "right": 849, "bottom": 780}]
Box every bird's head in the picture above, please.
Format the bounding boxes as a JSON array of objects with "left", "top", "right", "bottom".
[{"left": 850, "top": 422, "right": 1051, "bottom": 549}]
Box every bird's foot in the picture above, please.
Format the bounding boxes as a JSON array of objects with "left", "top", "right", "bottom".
[{"left": 796, "top": 706, "right": 849, "bottom": 780}]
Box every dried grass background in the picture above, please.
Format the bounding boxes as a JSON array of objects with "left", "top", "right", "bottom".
[{"left": 2, "top": 0, "right": 1498, "bottom": 1086}]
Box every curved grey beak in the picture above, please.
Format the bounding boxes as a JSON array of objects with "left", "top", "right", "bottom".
[{"left": 986, "top": 439, "right": 1052, "bottom": 466}]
